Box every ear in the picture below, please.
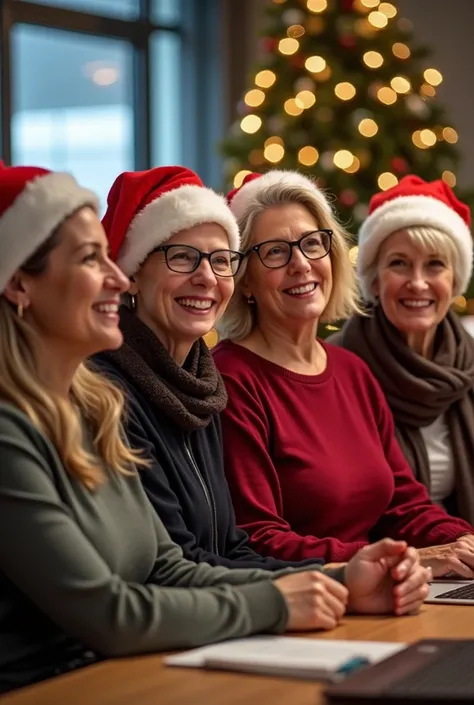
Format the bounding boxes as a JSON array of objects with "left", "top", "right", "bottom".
[
  {"left": 370, "top": 275, "right": 379, "bottom": 298},
  {"left": 128, "top": 276, "right": 138, "bottom": 296},
  {"left": 2, "top": 272, "right": 30, "bottom": 309}
]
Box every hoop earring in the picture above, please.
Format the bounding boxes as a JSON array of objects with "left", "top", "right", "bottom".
[
  {"left": 17, "top": 303, "right": 23, "bottom": 318},
  {"left": 247, "top": 295, "right": 255, "bottom": 305}
]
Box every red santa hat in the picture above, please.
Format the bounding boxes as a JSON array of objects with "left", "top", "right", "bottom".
[
  {"left": 102, "top": 166, "right": 240, "bottom": 277},
  {"left": 0, "top": 162, "right": 99, "bottom": 293},
  {"left": 358, "top": 175, "right": 473, "bottom": 299},
  {"left": 227, "top": 170, "right": 333, "bottom": 222}
]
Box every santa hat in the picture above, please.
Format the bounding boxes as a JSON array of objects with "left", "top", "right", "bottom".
[
  {"left": 102, "top": 166, "right": 240, "bottom": 277},
  {"left": 358, "top": 175, "right": 473, "bottom": 300},
  {"left": 227, "top": 170, "right": 333, "bottom": 222},
  {"left": 0, "top": 162, "right": 99, "bottom": 293}
]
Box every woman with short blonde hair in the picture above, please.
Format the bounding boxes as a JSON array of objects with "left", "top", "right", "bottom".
[
  {"left": 331, "top": 175, "right": 474, "bottom": 525},
  {"left": 213, "top": 169, "right": 474, "bottom": 576}
]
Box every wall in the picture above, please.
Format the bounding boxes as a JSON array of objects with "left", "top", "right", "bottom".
[{"left": 223, "top": 0, "right": 474, "bottom": 189}]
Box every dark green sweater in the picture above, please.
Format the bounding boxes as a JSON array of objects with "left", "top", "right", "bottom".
[{"left": 0, "top": 403, "right": 342, "bottom": 691}]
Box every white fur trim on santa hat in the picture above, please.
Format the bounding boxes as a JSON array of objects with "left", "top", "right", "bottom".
[
  {"left": 229, "top": 170, "right": 332, "bottom": 223},
  {"left": 358, "top": 194, "right": 473, "bottom": 300},
  {"left": 117, "top": 184, "right": 240, "bottom": 276},
  {"left": 0, "top": 172, "right": 99, "bottom": 293}
]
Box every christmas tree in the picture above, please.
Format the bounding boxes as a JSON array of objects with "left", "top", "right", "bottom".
[{"left": 221, "top": 0, "right": 467, "bottom": 253}]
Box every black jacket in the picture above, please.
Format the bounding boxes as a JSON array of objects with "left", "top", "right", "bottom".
[{"left": 93, "top": 356, "right": 322, "bottom": 570}]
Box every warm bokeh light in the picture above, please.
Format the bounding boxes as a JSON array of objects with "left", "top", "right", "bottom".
[
  {"left": 377, "top": 86, "right": 397, "bottom": 104},
  {"left": 284, "top": 98, "right": 304, "bottom": 116},
  {"left": 255, "top": 70, "right": 276, "bottom": 88},
  {"left": 453, "top": 295, "right": 467, "bottom": 311},
  {"left": 360, "top": 0, "right": 380, "bottom": 7},
  {"left": 279, "top": 37, "right": 300, "bottom": 55},
  {"left": 316, "top": 65, "right": 332, "bottom": 81},
  {"left": 378, "top": 2, "right": 397, "bottom": 17},
  {"left": 442, "top": 127, "right": 459, "bottom": 144},
  {"left": 390, "top": 76, "right": 411, "bottom": 93},
  {"left": 287, "top": 24, "right": 306, "bottom": 38},
  {"left": 420, "top": 83, "right": 436, "bottom": 98},
  {"left": 298, "top": 145, "right": 319, "bottom": 166},
  {"left": 412, "top": 130, "right": 426, "bottom": 149},
  {"left": 305, "top": 55, "right": 327, "bottom": 73},
  {"left": 368, "top": 10, "right": 388, "bottom": 28},
  {"left": 363, "top": 51, "right": 384, "bottom": 68},
  {"left": 349, "top": 246, "right": 359, "bottom": 265},
  {"left": 419, "top": 128, "right": 437, "bottom": 147},
  {"left": 203, "top": 328, "right": 219, "bottom": 348},
  {"left": 233, "top": 170, "right": 252, "bottom": 188},
  {"left": 333, "top": 149, "right": 354, "bottom": 169},
  {"left": 240, "top": 115, "right": 262, "bottom": 134},
  {"left": 392, "top": 42, "right": 410, "bottom": 59},
  {"left": 423, "top": 68, "right": 443, "bottom": 86},
  {"left": 296, "top": 90, "right": 317, "bottom": 108},
  {"left": 358, "top": 118, "right": 379, "bottom": 137},
  {"left": 264, "top": 143, "right": 285, "bottom": 163},
  {"left": 378, "top": 172, "right": 398, "bottom": 190},
  {"left": 344, "top": 156, "right": 361, "bottom": 173},
  {"left": 334, "top": 82, "right": 356, "bottom": 100},
  {"left": 442, "top": 171, "right": 457, "bottom": 187},
  {"left": 249, "top": 149, "right": 265, "bottom": 166},
  {"left": 244, "top": 89, "right": 265, "bottom": 107},
  {"left": 264, "top": 135, "right": 285, "bottom": 147},
  {"left": 307, "top": 0, "right": 328, "bottom": 12}
]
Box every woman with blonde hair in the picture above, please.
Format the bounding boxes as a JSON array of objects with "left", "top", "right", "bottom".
[
  {"left": 0, "top": 163, "right": 430, "bottom": 692},
  {"left": 330, "top": 175, "right": 474, "bottom": 525},
  {"left": 213, "top": 169, "right": 474, "bottom": 575}
]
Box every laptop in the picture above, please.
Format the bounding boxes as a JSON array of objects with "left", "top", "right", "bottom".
[
  {"left": 325, "top": 639, "right": 474, "bottom": 704},
  {"left": 426, "top": 580, "right": 474, "bottom": 605}
]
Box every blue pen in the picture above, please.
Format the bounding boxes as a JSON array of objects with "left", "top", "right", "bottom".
[{"left": 331, "top": 656, "right": 371, "bottom": 682}]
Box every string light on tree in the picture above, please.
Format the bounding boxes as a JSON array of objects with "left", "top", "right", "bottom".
[
  {"left": 296, "top": 90, "right": 317, "bottom": 108},
  {"left": 424, "top": 68, "right": 443, "bottom": 86},
  {"left": 279, "top": 37, "right": 299, "bottom": 55},
  {"left": 358, "top": 118, "right": 379, "bottom": 137},
  {"left": 442, "top": 170, "right": 456, "bottom": 187},
  {"left": 335, "top": 82, "right": 356, "bottom": 100},
  {"left": 305, "top": 55, "right": 327, "bottom": 73},
  {"left": 240, "top": 115, "right": 262, "bottom": 134},
  {"left": 334, "top": 150, "right": 355, "bottom": 170},
  {"left": 284, "top": 98, "right": 304, "bottom": 116},
  {"left": 363, "top": 51, "right": 384, "bottom": 68},
  {"left": 368, "top": 11, "right": 388, "bottom": 28},
  {"left": 390, "top": 76, "right": 411, "bottom": 94},
  {"left": 244, "top": 89, "right": 265, "bottom": 107},
  {"left": 378, "top": 2, "right": 397, "bottom": 17},
  {"left": 287, "top": 24, "right": 305, "bottom": 38},
  {"left": 255, "top": 70, "right": 276, "bottom": 88},
  {"left": 233, "top": 170, "right": 252, "bottom": 188},
  {"left": 359, "top": 0, "right": 380, "bottom": 8},
  {"left": 392, "top": 42, "right": 410, "bottom": 59},
  {"left": 264, "top": 143, "right": 285, "bottom": 163},
  {"left": 378, "top": 172, "right": 398, "bottom": 190},
  {"left": 298, "top": 146, "right": 319, "bottom": 166},
  {"left": 306, "top": 0, "right": 328, "bottom": 13},
  {"left": 420, "top": 83, "right": 436, "bottom": 98},
  {"left": 344, "top": 156, "right": 361, "bottom": 173},
  {"left": 377, "top": 86, "right": 397, "bottom": 104},
  {"left": 442, "top": 127, "right": 458, "bottom": 144}
]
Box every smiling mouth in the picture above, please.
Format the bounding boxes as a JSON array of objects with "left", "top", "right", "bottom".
[
  {"left": 399, "top": 299, "right": 434, "bottom": 310},
  {"left": 92, "top": 302, "right": 119, "bottom": 317},
  {"left": 283, "top": 282, "right": 318, "bottom": 297},
  {"left": 175, "top": 297, "right": 215, "bottom": 312}
]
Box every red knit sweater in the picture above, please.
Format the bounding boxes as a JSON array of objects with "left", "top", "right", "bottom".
[{"left": 213, "top": 340, "right": 473, "bottom": 563}]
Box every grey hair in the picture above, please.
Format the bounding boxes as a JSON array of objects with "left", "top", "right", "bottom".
[
  {"left": 361, "top": 225, "right": 460, "bottom": 303},
  {"left": 218, "top": 180, "right": 362, "bottom": 341}
]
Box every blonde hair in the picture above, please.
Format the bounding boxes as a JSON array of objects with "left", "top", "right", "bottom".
[
  {"left": 362, "top": 225, "right": 460, "bottom": 302},
  {"left": 0, "top": 297, "right": 146, "bottom": 489},
  {"left": 218, "top": 180, "right": 362, "bottom": 341}
]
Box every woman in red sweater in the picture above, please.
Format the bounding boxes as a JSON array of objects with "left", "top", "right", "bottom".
[{"left": 213, "top": 170, "right": 474, "bottom": 576}]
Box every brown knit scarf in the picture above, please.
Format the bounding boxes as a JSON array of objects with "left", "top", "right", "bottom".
[
  {"left": 338, "top": 307, "right": 474, "bottom": 524},
  {"left": 101, "top": 306, "right": 228, "bottom": 431}
]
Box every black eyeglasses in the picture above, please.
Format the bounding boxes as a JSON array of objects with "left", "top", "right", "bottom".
[
  {"left": 152, "top": 244, "right": 245, "bottom": 277},
  {"left": 247, "top": 230, "right": 332, "bottom": 269}
]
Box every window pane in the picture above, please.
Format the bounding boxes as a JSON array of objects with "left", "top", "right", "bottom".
[
  {"left": 11, "top": 25, "right": 134, "bottom": 212},
  {"left": 152, "top": 0, "right": 181, "bottom": 25},
  {"left": 151, "top": 31, "right": 182, "bottom": 166},
  {"left": 22, "top": 0, "right": 138, "bottom": 19}
]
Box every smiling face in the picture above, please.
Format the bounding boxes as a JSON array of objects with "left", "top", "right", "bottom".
[
  {"left": 131, "top": 223, "right": 235, "bottom": 351},
  {"left": 243, "top": 203, "right": 333, "bottom": 330},
  {"left": 373, "top": 229, "right": 455, "bottom": 344},
  {"left": 11, "top": 206, "right": 129, "bottom": 359}
]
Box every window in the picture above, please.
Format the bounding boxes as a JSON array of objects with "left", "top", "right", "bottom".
[
  {"left": 11, "top": 24, "right": 134, "bottom": 210},
  {"left": 1, "top": 0, "right": 223, "bottom": 196}
]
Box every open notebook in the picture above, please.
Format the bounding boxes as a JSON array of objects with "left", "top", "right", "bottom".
[{"left": 165, "top": 636, "right": 405, "bottom": 681}]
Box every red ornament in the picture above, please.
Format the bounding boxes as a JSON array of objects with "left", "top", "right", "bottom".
[
  {"left": 339, "top": 34, "right": 357, "bottom": 49},
  {"left": 391, "top": 156, "right": 409, "bottom": 174},
  {"left": 339, "top": 189, "right": 358, "bottom": 207},
  {"left": 261, "top": 37, "right": 278, "bottom": 53}
]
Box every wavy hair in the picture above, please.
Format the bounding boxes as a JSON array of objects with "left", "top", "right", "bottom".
[
  {"left": 0, "top": 228, "right": 146, "bottom": 489},
  {"left": 218, "top": 179, "right": 362, "bottom": 341}
]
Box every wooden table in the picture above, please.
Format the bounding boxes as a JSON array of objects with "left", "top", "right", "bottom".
[{"left": 2, "top": 604, "right": 474, "bottom": 705}]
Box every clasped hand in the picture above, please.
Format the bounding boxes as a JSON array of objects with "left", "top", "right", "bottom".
[
  {"left": 274, "top": 538, "right": 430, "bottom": 632},
  {"left": 418, "top": 534, "right": 474, "bottom": 578}
]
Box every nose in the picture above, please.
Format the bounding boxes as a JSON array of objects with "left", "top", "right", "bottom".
[
  {"left": 287, "top": 245, "right": 311, "bottom": 274},
  {"left": 191, "top": 257, "right": 218, "bottom": 286},
  {"left": 407, "top": 265, "right": 429, "bottom": 292},
  {"left": 105, "top": 259, "right": 130, "bottom": 294}
]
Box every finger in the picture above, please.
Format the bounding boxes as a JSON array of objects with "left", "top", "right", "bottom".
[
  {"left": 317, "top": 572, "right": 350, "bottom": 603},
  {"left": 395, "top": 588, "right": 429, "bottom": 616},
  {"left": 311, "top": 601, "right": 339, "bottom": 631},
  {"left": 445, "top": 555, "right": 474, "bottom": 579},
  {"left": 390, "top": 547, "right": 419, "bottom": 580},
  {"left": 315, "top": 587, "right": 347, "bottom": 621},
  {"left": 395, "top": 567, "right": 431, "bottom": 599},
  {"left": 358, "top": 538, "right": 407, "bottom": 562}
]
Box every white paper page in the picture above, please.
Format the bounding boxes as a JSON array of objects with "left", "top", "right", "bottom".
[{"left": 165, "top": 636, "right": 405, "bottom": 673}]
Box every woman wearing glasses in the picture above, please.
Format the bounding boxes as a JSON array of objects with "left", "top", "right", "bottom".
[
  {"left": 213, "top": 170, "right": 474, "bottom": 577},
  {"left": 94, "top": 166, "right": 318, "bottom": 570}
]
